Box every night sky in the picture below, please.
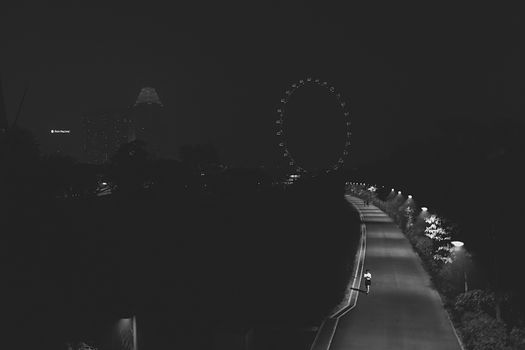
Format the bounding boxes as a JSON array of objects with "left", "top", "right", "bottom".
[{"left": 1, "top": 2, "right": 521, "bottom": 168}]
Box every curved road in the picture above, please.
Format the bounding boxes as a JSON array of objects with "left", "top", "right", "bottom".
[{"left": 312, "top": 195, "right": 463, "bottom": 350}]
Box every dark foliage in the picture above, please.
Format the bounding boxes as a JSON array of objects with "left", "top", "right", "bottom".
[
  {"left": 4, "top": 135, "right": 361, "bottom": 349},
  {"left": 459, "top": 311, "right": 510, "bottom": 350}
]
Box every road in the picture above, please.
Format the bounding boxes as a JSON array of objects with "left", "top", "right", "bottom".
[{"left": 311, "top": 195, "right": 463, "bottom": 350}]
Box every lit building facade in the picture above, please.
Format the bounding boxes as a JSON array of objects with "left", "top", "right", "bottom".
[
  {"left": 81, "top": 87, "right": 167, "bottom": 163},
  {"left": 127, "top": 87, "right": 167, "bottom": 157},
  {"left": 45, "top": 129, "right": 76, "bottom": 156},
  {"left": 82, "top": 110, "right": 132, "bottom": 164}
]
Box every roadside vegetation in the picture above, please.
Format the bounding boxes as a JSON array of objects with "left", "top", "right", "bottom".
[{"left": 348, "top": 182, "right": 525, "bottom": 350}]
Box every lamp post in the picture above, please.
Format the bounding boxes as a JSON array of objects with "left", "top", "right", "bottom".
[
  {"left": 118, "top": 316, "right": 137, "bottom": 350},
  {"left": 451, "top": 241, "right": 468, "bottom": 293},
  {"left": 132, "top": 316, "right": 137, "bottom": 350}
]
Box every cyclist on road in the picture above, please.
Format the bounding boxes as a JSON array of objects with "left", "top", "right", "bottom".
[{"left": 364, "top": 269, "right": 372, "bottom": 294}]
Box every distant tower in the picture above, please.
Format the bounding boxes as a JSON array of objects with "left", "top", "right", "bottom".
[
  {"left": 128, "top": 87, "right": 166, "bottom": 156},
  {"left": 134, "top": 87, "right": 163, "bottom": 107}
]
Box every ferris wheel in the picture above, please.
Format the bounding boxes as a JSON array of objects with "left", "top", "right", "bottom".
[{"left": 276, "top": 77, "right": 352, "bottom": 174}]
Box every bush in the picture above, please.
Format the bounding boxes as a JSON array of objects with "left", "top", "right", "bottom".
[
  {"left": 509, "top": 327, "right": 525, "bottom": 350},
  {"left": 454, "top": 290, "right": 496, "bottom": 318},
  {"left": 414, "top": 236, "right": 434, "bottom": 262},
  {"left": 433, "top": 263, "right": 461, "bottom": 299},
  {"left": 459, "top": 311, "right": 510, "bottom": 350}
]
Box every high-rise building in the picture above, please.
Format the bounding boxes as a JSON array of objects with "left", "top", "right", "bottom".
[
  {"left": 127, "top": 87, "right": 166, "bottom": 157},
  {"left": 82, "top": 110, "right": 132, "bottom": 164},
  {"left": 81, "top": 87, "right": 167, "bottom": 163},
  {"left": 45, "top": 129, "right": 75, "bottom": 156}
]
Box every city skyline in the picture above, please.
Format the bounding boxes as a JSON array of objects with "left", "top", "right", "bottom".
[
  {"left": 3, "top": 3, "right": 524, "bottom": 350},
  {"left": 1, "top": 3, "right": 521, "bottom": 169},
  {"left": 6, "top": 85, "right": 168, "bottom": 160}
]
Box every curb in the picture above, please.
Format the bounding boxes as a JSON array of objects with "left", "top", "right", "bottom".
[{"left": 309, "top": 196, "right": 367, "bottom": 350}]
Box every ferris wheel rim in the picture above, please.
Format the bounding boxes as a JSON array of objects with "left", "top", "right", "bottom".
[{"left": 276, "top": 77, "right": 352, "bottom": 173}]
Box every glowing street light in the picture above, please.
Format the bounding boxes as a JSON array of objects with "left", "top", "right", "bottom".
[
  {"left": 418, "top": 207, "right": 430, "bottom": 220},
  {"left": 398, "top": 191, "right": 402, "bottom": 195},
  {"left": 408, "top": 195, "right": 412, "bottom": 199},
  {"left": 451, "top": 240, "right": 464, "bottom": 248},
  {"left": 451, "top": 241, "right": 468, "bottom": 292},
  {"left": 117, "top": 316, "right": 138, "bottom": 350}
]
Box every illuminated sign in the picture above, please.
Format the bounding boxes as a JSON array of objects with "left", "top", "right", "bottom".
[{"left": 50, "top": 129, "right": 71, "bottom": 134}]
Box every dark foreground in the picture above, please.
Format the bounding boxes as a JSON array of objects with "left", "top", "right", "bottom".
[{"left": 5, "top": 175, "right": 361, "bottom": 350}]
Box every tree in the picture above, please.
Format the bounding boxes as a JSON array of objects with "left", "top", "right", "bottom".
[
  {"left": 509, "top": 327, "right": 525, "bottom": 350},
  {"left": 406, "top": 210, "right": 427, "bottom": 240},
  {"left": 385, "top": 194, "right": 404, "bottom": 219},
  {"left": 39, "top": 154, "right": 77, "bottom": 199},
  {"left": 459, "top": 311, "right": 510, "bottom": 350},
  {"left": 454, "top": 290, "right": 497, "bottom": 317},
  {"left": 179, "top": 144, "right": 219, "bottom": 172},
  {"left": 109, "top": 140, "right": 152, "bottom": 195},
  {"left": 397, "top": 199, "right": 417, "bottom": 232},
  {"left": 424, "top": 214, "right": 453, "bottom": 264},
  {"left": 1, "top": 126, "right": 41, "bottom": 200}
]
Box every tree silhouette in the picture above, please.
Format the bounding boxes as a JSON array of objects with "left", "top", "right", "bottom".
[
  {"left": 109, "top": 140, "right": 152, "bottom": 195},
  {"left": 179, "top": 143, "right": 219, "bottom": 172},
  {"left": 1, "top": 126, "right": 41, "bottom": 201}
]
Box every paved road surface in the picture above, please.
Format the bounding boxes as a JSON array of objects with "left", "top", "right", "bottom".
[{"left": 312, "top": 196, "right": 463, "bottom": 350}]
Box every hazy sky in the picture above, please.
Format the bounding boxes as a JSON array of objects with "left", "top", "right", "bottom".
[{"left": 1, "top": 2, "right": 521, "bottom": 168}]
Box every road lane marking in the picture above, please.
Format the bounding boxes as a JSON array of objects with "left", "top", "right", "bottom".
[
  {"left": 332, "top": 223, "right": 366, "bottom": 318},
  {"left": 324, "top": 223, "right": 366, "bottom": 350}
]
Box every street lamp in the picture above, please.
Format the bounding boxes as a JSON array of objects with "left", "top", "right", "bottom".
[
  {"left": 451, "top": 241, "right": 464, "bottom": 248},
  {"left": 118, "top": 316, "right": 138, "bottom": 350},
  {"left": 451, "top": 241, "right": 468, "bottom": 293},
  {"left": 132, "top": 316, "right": 137, "bottom": 350}
]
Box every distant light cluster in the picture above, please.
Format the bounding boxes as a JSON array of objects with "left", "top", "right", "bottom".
[
  {"left": 276, "top": 77, "right": 352, "bottom": 173},
  {"left": 134, "top": 87, "right": 163, "bottom": 107},
  {"left": 50, "top": 129, "right": 71, "bottom": 133}
]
